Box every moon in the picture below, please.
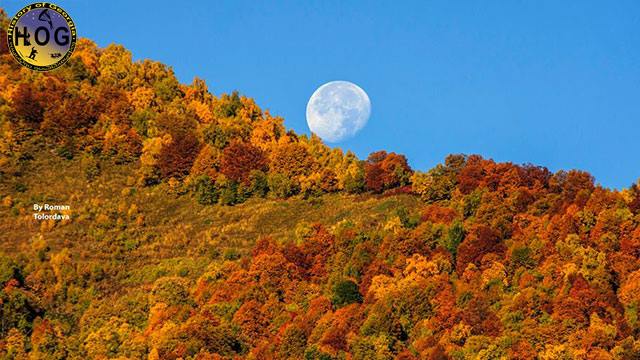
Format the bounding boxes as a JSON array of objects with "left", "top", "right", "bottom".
[{"left": 306, "top": 81, "right": 371, "bottom": 143}]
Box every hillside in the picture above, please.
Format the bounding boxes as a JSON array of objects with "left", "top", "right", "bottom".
[{"left": 2, "top": 8, "right": 640, "bottom": 360}]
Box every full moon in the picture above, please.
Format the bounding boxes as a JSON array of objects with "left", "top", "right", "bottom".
[{"left": 306, "top": 81, "right": 371, "bottom": 143}]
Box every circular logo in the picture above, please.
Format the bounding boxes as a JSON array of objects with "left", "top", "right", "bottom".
[{"left": 6, "top": 3, "right": 77, "bottom": 71}]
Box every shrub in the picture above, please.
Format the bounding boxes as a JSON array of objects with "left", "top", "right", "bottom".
[
  {"left": 268, "top": 173, "right": 298, "bottom": 199},
  {"left": 0, "top": 255, "right": 22, "bottom": 286},
  {"left": 193, "top": 175, "right": 218, "bottom": 205},
  {"left": 343, "top": 163, "right": 366, "bottom": 194},
  {"left": 215, "top": 176, "right": 238, "bottom": 206},
  {"left": 248, "top": 170, "right": 269, "bottom": 197},
  {"left": 396, "top": 207, "right": 419, "bottom": 229},
  {"left": 81, "top": 155, "right": 101, "bottom": 180}
]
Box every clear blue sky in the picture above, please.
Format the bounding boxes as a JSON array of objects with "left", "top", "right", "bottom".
[{"left": 4, "top": 1, "right": 639, "bottom": 188}]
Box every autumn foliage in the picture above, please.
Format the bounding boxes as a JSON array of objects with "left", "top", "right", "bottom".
[
  {"left": 220, "top": 141, "right": 268, "bottom": 184},
  {"left": 1, "top": 8, "right": 640, "bottom": 359},
  {"left": 365, "top": 150, "right": 412, "bottom": 193}
]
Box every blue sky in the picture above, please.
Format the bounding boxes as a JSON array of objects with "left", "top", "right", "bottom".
[{"left": 4, "top": 1, "right": 639, "bottom": 188}]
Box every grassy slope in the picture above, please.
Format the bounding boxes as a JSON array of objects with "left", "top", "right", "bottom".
[{"left": 0, "top": 149, "right": 420, "bottom": 310}]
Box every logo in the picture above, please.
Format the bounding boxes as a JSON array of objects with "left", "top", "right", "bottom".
[{"left": 6, "top": 3, "right": 76, "bottom": 71}]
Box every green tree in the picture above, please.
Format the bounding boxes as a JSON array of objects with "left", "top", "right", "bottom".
[
  {"left": 332, "top": 280, "right": 362, "bottom": 308},
  {"left": 193, "top": 175, "right": 218, "bottom": 205},
  {"left": 268, "top": 173, "right": 298, "bottom": 198}
]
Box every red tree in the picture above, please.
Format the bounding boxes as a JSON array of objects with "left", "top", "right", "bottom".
[
  {"left": 220, "top": 141, "right": 268, "bottom": 184},
  {"left": 457, "top": 155, "right": 487, "bottom": 194},
  {"left": 455, "top": 225, "right": 503, "bottom": 274},
  {"left": 157, "top": 131, "right": 201, "bottom": 179},
  {"left": 630, "top": 183, "right": 640, "bottom": 214},
  {"left": 0, "top": 29, "right": 8, "bottom": 55},
  {"left": 364, "top": 151, "right": 412, "bottom": 193},
  {"left": 11, "top": 84, "right": 44, "bottom": 125}
]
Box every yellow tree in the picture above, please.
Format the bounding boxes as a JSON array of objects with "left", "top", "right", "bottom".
[{"left": 97, "top": 44, "right": 134, "bottom": 89}]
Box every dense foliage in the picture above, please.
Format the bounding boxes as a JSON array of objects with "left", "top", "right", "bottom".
[{"left": 2, "top": 8, "right": 640, "bottom": 359}]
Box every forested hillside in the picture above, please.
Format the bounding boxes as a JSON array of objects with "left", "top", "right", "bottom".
[{"left": 2, "top": 8, "right": 640, "bottom": 359}]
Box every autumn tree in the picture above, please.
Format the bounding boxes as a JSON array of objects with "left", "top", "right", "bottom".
[
  {"left": 71, "top": 38, "right": 100, "bottom": 79},
  {"left": 270, "top": 142, "right": 315, "bottom": 178},
  {"left": 319, "top": 168, "right": 339, "bottom": 193},
  {"left": 342, "top": 160, "right": 366, "bottom": 193},
  {"left": 455, "top": 224, "right": 503, "bottom": 274},
  {"left": 365, "top": 157, "right": 386, "bottom": 193},
  {"left": 153, "top": 112, "right": 201, "bottom": 179},
  {"left": 97, "top": 44, "right": 134, "bottom": 89},
  {"left": 332, "top": 279, "right": 362, "bottom": 307},
  {"left": 364, "top": 151, "right": 412, "bottom": 193},
  {"left": 268, "top": 172, "right": 298, "bottom": 198},
  {"left": 457, "top": 154, "right": 486, "bottom": 194},
  {"left": 550, "top": 169, "right": 595, "bottom": 205},
  {"left": 41, "top": 91, "right": 102, "bottom": 140},
  {"left": 220, "top": 141, "right": 268, "bottom": 184},
  {"left": 156, "top": 131, "right": 201, "bottom": 179},
  {"left": 2, "top": 31, "right": 640, "bottom": 359},
  {"left": 629, "top": 182, "right": 640, "bottom": 214},
  {"left": 0, "top": 30, "right": 8, "bottom": 55},
  {"left": 11, "top": 84, "right": 44, "bottom": 125}
]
